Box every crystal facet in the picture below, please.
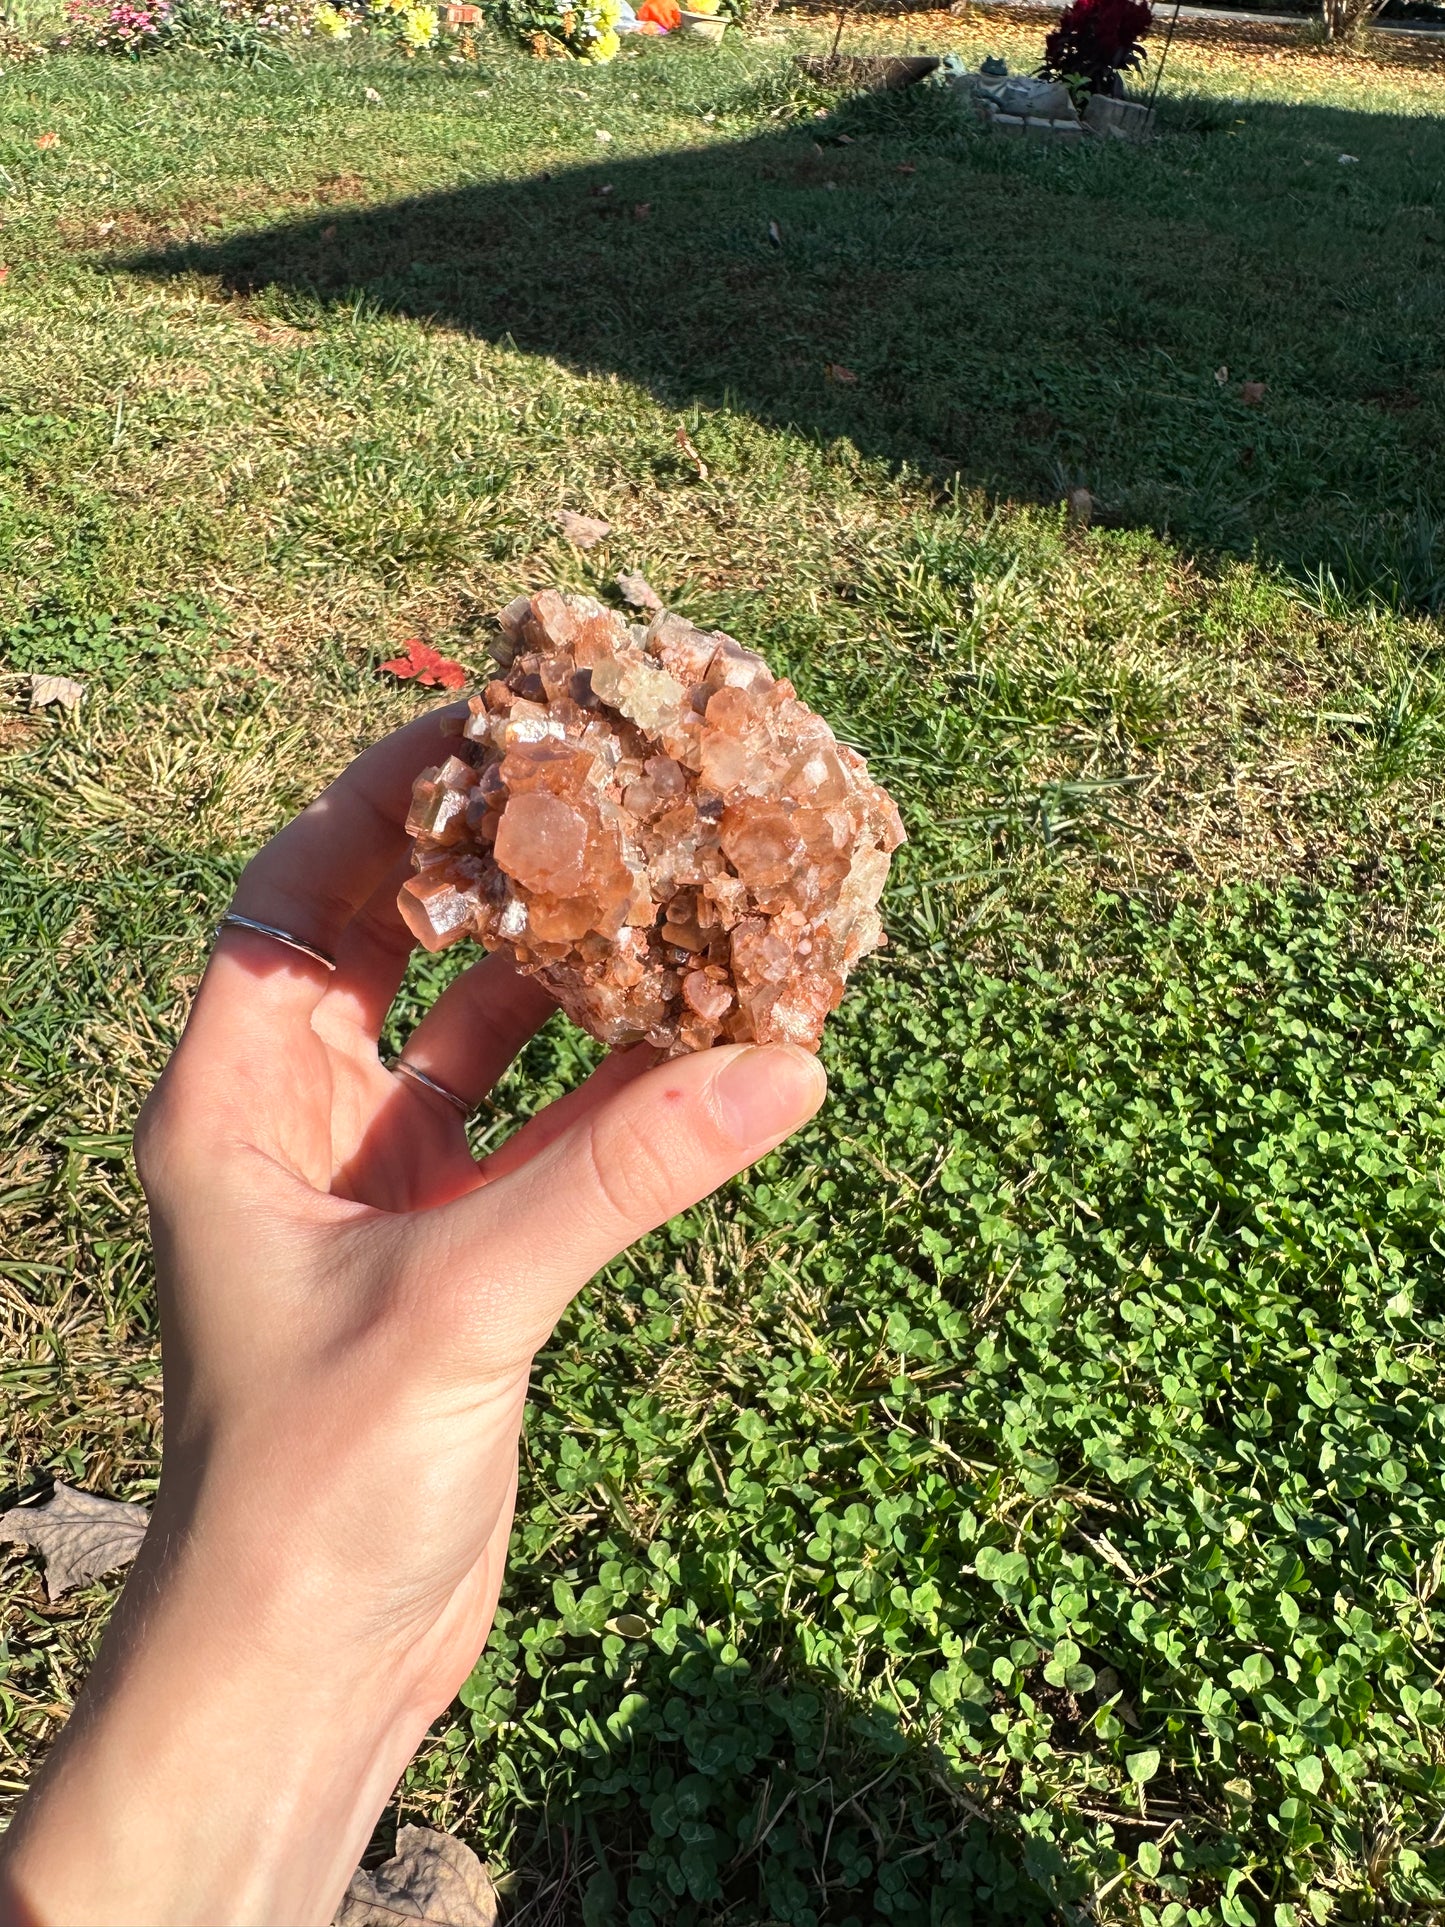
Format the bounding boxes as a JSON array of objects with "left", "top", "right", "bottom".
[{"left": 398, "top": 593, "right": 905, "bottom": 1054}]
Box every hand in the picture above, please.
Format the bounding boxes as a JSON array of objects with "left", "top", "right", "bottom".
[{"left": 0, "top": 707, "right": 826, "bottom": 1927}]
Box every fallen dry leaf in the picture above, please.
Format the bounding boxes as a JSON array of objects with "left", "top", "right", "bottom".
[
  {"left": 1240, "top": 380, "right": 1268, "bottom": 406},
  {"left": 34, "top": 132, "right": 58, "bottom": 149},
  {"left": 675, "top": 427, "right": 708, "bottom": 480},
  {"left": 0, "top": 266, "right": 9, "bottom": 285},
  {"left": 556, "top": 508, "right": 611, "bottom": 548},
  {"left": 379, "top": 640, "right": 466, "bottom": 690},
  {"left": 616, "top": 570, "right": 662, "bottom": 612},
  {"left": 632, "top": 201, "right": 651, "bottom": 220},
  {"left": 364, "top": 85, "right": 382, "bottom": 102},
  {"left": 606, "top": 1612, "right": 651, "bottom": 1637},
  {"left": 896, "top": 163, "right": 917, "bottom": 175},
  {"left": 334, "top": 1826, "right": 498, "bottom": 1927},
  {"left": 29, "top": 673, "right": 86, "bottom": 712},
  {"left": 321, "top": 223, "right": 338, "bottom": 241},
  {"left": 1214, "top": 364, "right": 1229, "bottom": 387},
  {"left": 1066, "top": 486, "right": 1094, "bottom": 528},
  {"left": 824, "top": 362, "right": 858, "bottom": 385},
  {"left": 767, "top": 218, "right": 782, "bottom": 247},
  {"left": 0, "top": 1482, "right": 149, "bottom": 1601}
]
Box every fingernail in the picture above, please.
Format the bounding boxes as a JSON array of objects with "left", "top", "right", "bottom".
[{"left": 712, "top": 1045, "right": 827, "bottom": 1149}]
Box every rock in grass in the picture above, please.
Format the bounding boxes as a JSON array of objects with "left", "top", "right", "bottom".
[{"left": 398, "top": 591, "right": 905, "bottom": 1055}]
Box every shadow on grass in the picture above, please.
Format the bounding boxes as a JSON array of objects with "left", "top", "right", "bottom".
[
  {"left": 129, "top": 82, "right": 1445, "bottom": 610},
  {"left": 466, "top": 1628, "right": 1071, "bottom": 1925}
]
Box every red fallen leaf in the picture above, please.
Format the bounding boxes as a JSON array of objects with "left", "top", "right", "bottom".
[
  {"left": 320, "top": 223, "right": 337, "bottom": 240},
  {"left": 0, "top": 267, "right": 9, "bottom": 285},
  {"left": 632, "top": 202, "right": 651, "bottom": 220},
  {"left": 35, "top": 132, "right": 58, "bottom": 150},
  {"left": 379, "top": 639, "right": 467, "bottom": 690},
  {"left": 1240, "top": 380, "right": 1268, "bottom": 406},
  {"left": 825, "top": 362, "right": 858, "bottom": 384}
]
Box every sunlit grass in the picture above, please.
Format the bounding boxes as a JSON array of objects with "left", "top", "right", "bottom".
[{"left": 2, "top": 12, "right": 1444, "bottom": 1917}]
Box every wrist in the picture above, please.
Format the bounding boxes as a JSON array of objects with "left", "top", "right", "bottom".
[{"left": 0, "top": 1492, "right": 454, "bottom": 1927}]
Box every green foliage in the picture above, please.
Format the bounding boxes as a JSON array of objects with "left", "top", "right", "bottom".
[
  {"left": 439, "top": 891, "right": 1445, "bottom": 1914},
  {"left": 483, "top": 0, "right": 620, "bottom": 62},
  {"left": 164, "top": 0, "right": 304, "bottom": 62},
  {"left": 0, "top": 597, "right": 215, "bottom": 684}
]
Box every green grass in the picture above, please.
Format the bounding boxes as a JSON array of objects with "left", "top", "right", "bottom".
[{"left": 3, "top": 11, "right": 1445, "bottom": 1920}]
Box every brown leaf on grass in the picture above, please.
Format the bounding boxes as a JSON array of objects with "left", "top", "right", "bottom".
[
  {"left": 0, "top": 1482, "right": 149, "bottom": 1601},
  {"left": 1214, "top": 364, "right": 1229, "bottom": 387},
  {"left": 1066, "top": 487, "right": 1094, "bottom": 528},
  {"left": 1240, "top": 380, "right": 1268, "bottom": 406},
  {"left": 824, "top": 362, "right": 858, "bottom": 385},
  {"left": 556, "top": 509, "right": 611, "bottom": 548},
  {"left": 675, "top": 426, "right": 708, "bottom": 479},
  {"left": 29, "top": 674, "right": 87, "bottom": 711},
  {"left": 632, "top": 201, "right": 651, "bottom": 220},
  {"left": 334, "top": 1826, "right": 498, "bottom": 1927},
  {"left": 616, "top": 571, "right": 662, "bottom": 612}
]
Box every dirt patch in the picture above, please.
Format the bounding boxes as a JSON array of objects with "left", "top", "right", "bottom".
[{"left": 238, "top": 313, "right": 312, "bottom": 349}]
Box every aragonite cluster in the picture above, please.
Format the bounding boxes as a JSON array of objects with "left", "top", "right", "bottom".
[{"left": 397, "top": 591, "right": 905, "bottom": 1054}]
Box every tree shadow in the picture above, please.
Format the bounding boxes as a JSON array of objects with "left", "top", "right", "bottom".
[{"left": 128, "top": 82, "right": 1445, "bottom": 609}]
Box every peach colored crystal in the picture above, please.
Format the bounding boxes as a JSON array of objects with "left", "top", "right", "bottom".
[{"left": 398, "top": 592, "right": 905, "bottom": 1054}]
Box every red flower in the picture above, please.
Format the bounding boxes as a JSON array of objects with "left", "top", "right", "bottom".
[
  {"left": 1042, "top": 0, "right": 1152, "bottom": 94},
  {"left": 379, "top": 639, "right": 467, "bottom": 690}
]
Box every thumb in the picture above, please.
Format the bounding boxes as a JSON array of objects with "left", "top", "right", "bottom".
[{"left": 446, "top": 1043, "right": 826, "bottom": 1345}]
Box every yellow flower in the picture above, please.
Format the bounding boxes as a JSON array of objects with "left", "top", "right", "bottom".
[
  {"left": 313, "top": 1, "right": 351, "bottom": 32},
  {"left": 400, "top": 0, "right": 436, "bottom": 37},
  {"left": 595, "top": 0, "right": 620, "bottom": 22},
  {"left": 586, "top": 23, "right": 618, "bottom": 56}
]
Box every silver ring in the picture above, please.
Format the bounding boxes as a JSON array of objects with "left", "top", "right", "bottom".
[
  {"left": 216, "top": 912, "right": 336, "bottom": 973},
  {"left": 393, "top": 1061, "right": 471, "bottom": 1116}
]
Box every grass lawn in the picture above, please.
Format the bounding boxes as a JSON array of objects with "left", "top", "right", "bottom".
[{"left": 3, "top": 4, "right": 1445, "bottom": 1917}]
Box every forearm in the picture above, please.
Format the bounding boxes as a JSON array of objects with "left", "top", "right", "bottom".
[{"left": 0, "top": 1506, "right": 452, "bottom": 1927}]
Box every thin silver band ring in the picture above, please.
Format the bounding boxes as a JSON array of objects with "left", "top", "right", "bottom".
[
  {"left": 216, "top": 912, "right": 337, "bottom": 973},
  {"left": 393, "top": 1060, "right": 472, "bottom": 1116}
]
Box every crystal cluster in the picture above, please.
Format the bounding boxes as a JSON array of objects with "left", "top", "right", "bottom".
[{"left": 398, "top": 591, "right": 905, "bottom": 1054}]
